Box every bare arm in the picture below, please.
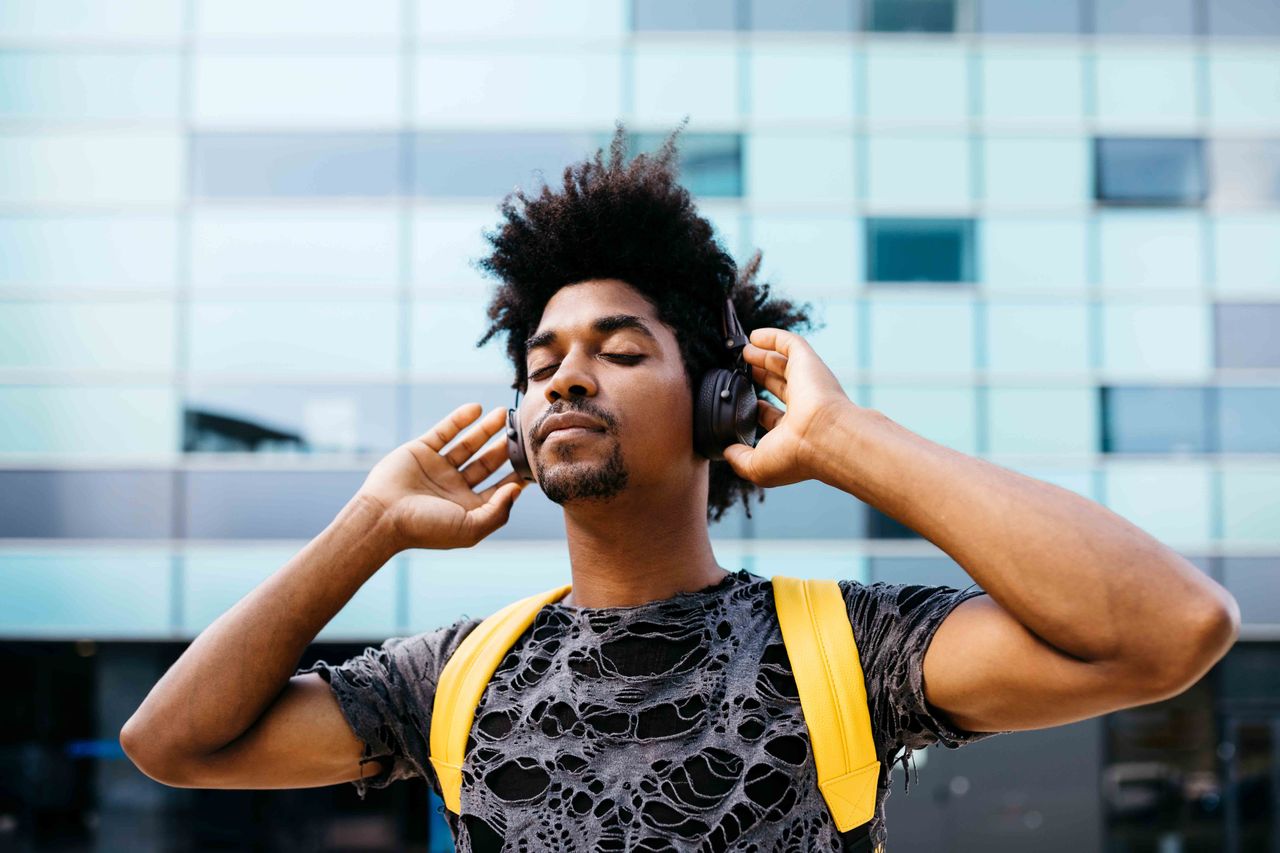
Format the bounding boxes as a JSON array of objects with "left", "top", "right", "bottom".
[
  {"left": 727, "top": 327, "right": 1240, "bottom": 734},
  {"left": 121, "top": 403, "right": 529, "bottom": 788}
]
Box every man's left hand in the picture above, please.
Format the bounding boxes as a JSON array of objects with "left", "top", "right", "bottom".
[{"left": 722, "top": 327, "right": 855, "bottom": 488}]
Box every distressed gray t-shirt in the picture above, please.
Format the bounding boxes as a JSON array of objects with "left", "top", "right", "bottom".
[{"left": 300, "top": 568, "right": 1008, "bottom": 851}]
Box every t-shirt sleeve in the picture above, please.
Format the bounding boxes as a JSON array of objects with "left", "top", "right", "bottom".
[
  {"left": 838, "top": 579, "right": 1012, "bottom": 765},
  {"left": 295, "top": 615, "right": 482, "bottom": 798}
]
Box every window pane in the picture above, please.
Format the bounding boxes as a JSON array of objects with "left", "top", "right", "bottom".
[
  {"left": 806, "top": 299, "right": 859, "bottom": 375},
  {"left": 753, "top": 214, "right": 859, "bottom": 288},
  {"left": 0, "top": 132, "right": 183, "bottom": 204},
  {"left": 980, "top": 50, "right": 1085, "bottom": 122},
  {"left": 196, "top": 0, "right": 399, "bottom": 36},
  {"left": 0, "top": 302, "right": 174, "bottom": 371},
  {"left": 0, "top": 53, "right": 180, "bottom": 120},
  {"left": 629, "top": 133, "right": 742, "bottom": 198},
  {"left": 632, "top": 0, "right": 738, "bottom": 30},
  {"left": 0, "top": 554, "right": 171, "bottom": 638},
  {"left": 0, "top": 0, "right": 182, "bottom": 40},
  {"left": 412, "top": 207, "right": 495, "bottom": 291},
  {"left": 191, "top": 133, "right": 401, "bottom": 198},
  {"left": 1219, "top": 387, "right": 1280, "bottom": 453},
  {"left": 1095, "top": 138, "right": 1207, "bottom": 206},
  {"left": 978, "top": 0, "right": 1081, "bottom": 33},
  {"left": 746, "top": 480, "right": 862, "bottom": 538},
  {"left": 1212, "top": 216, "right": 1280, "bottom": 292},
  {"left": 1100, "top": 386, "right": 1212, "bottom": 454},
  {"left": 407, "top": 549, "right": 570, "bottom": 630},
  {"left": 184, "top": 384, "right": 398, "bottom": 454},
  {"left": 865, "top": 47, "right": 968, "bottom": 121},
  {"left": 750, "top": 0, "right": 858, "bottom": 30},
  {"left": 1207, "top": 0, "right": 1280, "bottom": 36},
  {"left": 1093, "top": 0, "right": 1197, "bottom": 35},
  {"left": 866, "top": 218, "right": 975, "bottom": 283},
  {"left": 1211, "top": 139, "right": 1280, "bottom": 207},
  {"left": 184, "top": 471, "right": 364, "bottom": 539},
  {"left": 411, "top": 300, "right": 511, "bottom": 379},
  {"left": 986, "top": 301, "right": 1091, "bottom": 375},
  {"left": 1221, "top": 469, "right": 1280, "bottom": 543},
  {"left": 981, "top": 218, "right": 1088, "bottom": 288},
  {"left": 868, "top": 299, "right": 975, "bottom": 375},
  {"left": 1215, "top": 303, "right": 1280, "bottom": 369},
  {"left": 988, "top": 387, "right": 1097, "bottom": 455},
  {"left": 634, "top": 44, "right": 738, "bottom": 124},
  {"left": 1208, "top": 55, "right": 1280, "bottom": 126},
  {"left": 748, "top": 44, "right": 856, "bottom": 121},
  {"left": 191, "top": 209, "right": 399, "bottom": 288},
  {"left": 1095, "top": 54, "right": 1199, "bottom": 125},
  {"left": 1102, "top": 302, "right": 1210, "bottom": 377},
  {"left": 1221, "top": 558, "right": 1280, "bottom": 625},
  {"left": 867, "top": 134, "right": 971, "bottom": 206},
  {"left": 0, "top": 215, "right": 178, "bottom": 289},
  {"left": 1098, "top": 213, "right": 1204, "bottom": 288},
  {"left": 868, "top": 386, "right": 978, "bottom": 453},
  {"left": 194, "top": 55, "right": 399, "bottom": 126},
  {"left": 0, "top": 386, "right": 177, "bottom": 456},
  {"left": 421, "top": 0, "right": 623, "bottom": 37},
  {"left": 414, "top": 131, "right": 604, "bottom": 199},
  {"left": 868, "top": 0, "right": 957, "bottom": 32},
  {"left": 416, "top": 52, "right": 622, "bottom": 125},
  {"left": 0, "top": 471, "right": 174, "bottom": 539},
  {"left": 983, "top": 137, "right": 1090, "bottom": 206},
  {"left": 188, "top": 300, "right": 399, "bottom": 375},
  {"left": 747, "top": 132, "right": 855, "bottom": 204},
  {"left": 1104, "top": 464, "right": 1213, "bottom": 546}
]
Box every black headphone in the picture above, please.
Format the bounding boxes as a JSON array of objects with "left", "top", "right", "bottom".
[{"left": 505, "top": 296, "right": 760, "bottom": 482}]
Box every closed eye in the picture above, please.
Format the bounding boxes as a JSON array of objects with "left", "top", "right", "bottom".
[{"left": 529, "top": 353, "right": 644, "bottom": 381}]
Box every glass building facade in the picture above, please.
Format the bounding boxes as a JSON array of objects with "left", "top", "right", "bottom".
[{"left": 1, "top": 0, "right": 1278, "bottom": 850}]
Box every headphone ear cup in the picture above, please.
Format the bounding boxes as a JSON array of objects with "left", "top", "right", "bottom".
[
  {"left": 506, "top": 408, "right": 535, "bottom": 482},
  {"left": 694, "top": 369, "right": 758, "bottom": 461}
]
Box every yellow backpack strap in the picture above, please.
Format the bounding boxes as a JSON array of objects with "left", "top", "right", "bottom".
[
  {"left": 772, "top": 576, "right": 882, "bottom": 833},
  {"left": 428, "top": 583, "right": 572, "bottom": 814}
]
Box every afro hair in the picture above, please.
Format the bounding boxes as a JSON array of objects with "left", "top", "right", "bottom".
[{"left": 474, "top": 119, "right": 816, "bottom": 523}]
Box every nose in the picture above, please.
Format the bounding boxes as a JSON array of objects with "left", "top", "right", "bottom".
[{"left": 543, "top": 350, "right": 598, "bottom": 404}]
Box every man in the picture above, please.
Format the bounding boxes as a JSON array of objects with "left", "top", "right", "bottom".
[{"left": 121, "top": 125, "right": 1239, "bottom": 851}]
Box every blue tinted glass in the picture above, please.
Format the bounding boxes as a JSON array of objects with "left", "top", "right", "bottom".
[
  {"left": 185, "top": 471, "right": 365, "bottom": 539},
  {"left": 1095, "top": 137, "right": 1206, "bottom": 205},
  {"left": 191, "top": 133, "right": 402, "bottom": 198},
  {"left": 1219, "top": 387, "right": 1280, "bottom": 453},
  {"left": 866, "top": 218, "right": 975, "bottom": 283},
  {"left": 1222, "top": 557, "right": 1280, "bottom": 624},
  {"left": 978, "top": 0, "right": 1081, "bottom": 32},
  {"left": 868, "top": 0, "right": 956, "bottom": 32},
  {"left": 747, "top": 480, "right": 864, "bottom": 539},
  {"left": 415, "top": 131, "right": 604, "bottom": 199},
  {"left": 750, "top": 0, "right": 858, "bottom": 30},
  {"left": 1100, "top": 386, "right": 1212, "bottom": 454},
  {"left": 630, "top": 133, "right": 743, "bottom": 197},
  {"left": 633, "top": 0, "right": 739, "bottom": 30},
  {"left": 1208, "top": 0, "right": 1280, "bottom": 35},
  {"left": 0, "top": 471, "right": 173, "bottom": 538},
  {"left": 865, "top": 506, "right": 922, "bottom": 540},
  {"left": 869, "top": 556, "right": 972, "bottom": 587},
  {"left": 1094, "top": 0, "right": 1198, "bottom": 34},
  {"left": 1211, "top": 139, "right": 1280, "bottom": 206},
  {"left": 1215, "top": 303, "right": 1280, "bottom": 368}
]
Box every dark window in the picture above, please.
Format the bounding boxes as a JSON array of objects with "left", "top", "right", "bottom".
[
  {"left": 1100, "top": 386, "right": 1214, "bottom": 454},
  {"left": 867, "top": 0, "right": 957, "bottom": 32},
  {"left": 866, "top": 218, "right": 976, "bottom": 283},
  {"left": 1218, "top": 387, "right": 1280, "bottom": 453},
  {"left": 0, "top": 471, "right": 174, "bottom": 539},
  {"left": 184, "top": 470, "right": 365, "bottom": 539},
  {"left": 628, "top": 132, "right": 742, "bottom": 197},
  {"left": 1093, "top": 0, "right": 1199, "bottom": 35},
  {"left": 977, "top": 0, "right": 1083, "bottom": 32},
  {"left": 633, "top": 0, "right": 741, "bottom": 30},
  {"left": 1095, "top": 137, "right": 1207, "bottom": 206},
  {"left": 1206, "top": 0, "right": 1280, "bottom": 35},
  {"left": 750, "top": 0, "right": 859, "bottom": 31},
  {"left": 191, "top": 133, "right": 403, "bottom": 198},
  {"left": 1215, "top": 303, "right": 1280, "bottom": 369},
  {"left": 1210, "top": 139, "right": 1280, "bottom": 207}
]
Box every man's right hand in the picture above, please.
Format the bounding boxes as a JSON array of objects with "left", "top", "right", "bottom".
[{"left": 358, "top": 403, "right": 529, "bottom": 552}]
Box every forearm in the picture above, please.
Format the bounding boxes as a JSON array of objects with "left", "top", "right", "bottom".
[
  {"left": 813, "top": 403, "right": 1239, "bottom": 670},
  {"left": 123, "top": 494, "right": 401, "bottom": 763}
]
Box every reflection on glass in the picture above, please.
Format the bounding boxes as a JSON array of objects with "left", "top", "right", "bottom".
[
  {"left": 1093, "top": 0, "right": 1198, "bottom": 35},
  {"left": 1218, "top": 388, "right": 1280, "bottom": 453},
  {"left": 183, "top": 385, "right": 398, "bottom": 454},
  {"left": 1207, "top": 0, "right": 1280, "bottom": 35},
  {"left": 1095, "top": 137, "right": 1207, "bottom": 206},
  {"left": 977, "top": 0, "right": 1081, "bottom": 33},
  {"left": 628, "top": 132, "right": 742, "bottom": 197},
  {"left": 868, "top": 0, "right": 956, "bottom": 32},
  {"left": 749, "top": 0, "right": 858, "bottom": 31},
  {"left": 1211, "top": 139, "right": 1280, "bottom": 207},
  {"left": 415, "top": 131, "right": 606, "bottom": 199},
  {"left": 866, "top": 218, "right": 976, "bottom": 283},
  {"left": 191, "top": 132, "right": 403, "bottom": 198},
  {"left": 1215, "top": 304, "right": 1280, "bottom": 369},
  {"left": 632, "top": 0, "right": 739, "bottom": 30},
  {"left": 1100, "top": 386, "right": 1213, "bottom": 454}
]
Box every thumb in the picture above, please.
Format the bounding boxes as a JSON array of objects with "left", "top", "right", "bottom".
[
  {"left": 462, "top": 482, "right": 524, "bottom": 540},
  {"left": 721, "top": 443, "right": 755, "bottom": 481}
]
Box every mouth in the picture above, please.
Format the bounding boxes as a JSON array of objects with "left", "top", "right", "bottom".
[{"left": 544, "top": 426, "right": 605, "bottom": 442}]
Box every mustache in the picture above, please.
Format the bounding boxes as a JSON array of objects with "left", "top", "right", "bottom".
[{"left": 531, "top": 400, "right": 617, "bottom": 445}]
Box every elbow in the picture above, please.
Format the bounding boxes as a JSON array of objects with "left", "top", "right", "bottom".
[
  {"left": 1147, "top": 594, "right": 1241, "bottom": 698},
  {"left": 120, "top": 715, "right": 200, "bottom": 788}
]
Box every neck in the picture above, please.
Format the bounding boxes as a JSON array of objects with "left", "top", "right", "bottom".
[{"left": 557, "top": 477, "right": 727, "bottom": 609}]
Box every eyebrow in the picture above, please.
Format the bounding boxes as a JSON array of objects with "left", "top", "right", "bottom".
[{"left": 524, "top": 314, "right": 659, "bottom": 358}]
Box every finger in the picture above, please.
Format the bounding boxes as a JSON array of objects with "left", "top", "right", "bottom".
[
  {"left": 459, "top": 437, "right": 510, "bottom": 488},
  {"left": 418, "top": 403, "right": 483, "bottom": 452},
  {"left": 721, "top": 442, "right": 757, "bottom": 483},
  {"left": 757, "top": 398, "right": 784, "bottom": 432},
  {"left": 479, "top": 470, "right": 527, "bottom": 502},
  {"left": 750, "top": 364, "right": 788, "bottom": 403},
  {"left": 462, "top": 481, "right": 525, "bottom": 540},
  {"left": 444, "top": 406, "right": 507, "bottom": 468},
  {"left": 742, "top": 343, "right": 789, "bottom": 379},
  {"left": 747, "top": 327, "right": 808, "bottom": 359}
]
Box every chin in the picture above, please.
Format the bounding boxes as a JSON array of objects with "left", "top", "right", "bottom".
[{"left": 536, "top": 444, "right": 630, "bottom": 505}]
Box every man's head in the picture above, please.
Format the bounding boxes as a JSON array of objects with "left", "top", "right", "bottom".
[{"left": 475, "top": 122, "right": 814, "bottom": 522}]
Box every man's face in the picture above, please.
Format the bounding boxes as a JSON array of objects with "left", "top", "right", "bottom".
[{"left": 518, "top": 278, "right": 698, "bottom": 506}]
